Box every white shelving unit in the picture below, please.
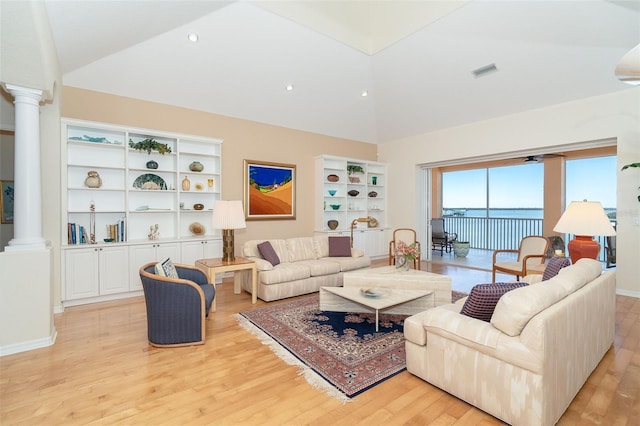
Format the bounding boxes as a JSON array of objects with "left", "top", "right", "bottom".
[
  {"left": 61, "top": 118, "right": 223, "bottom": 305},
  {"left": 315, "top": 155, "right": 389, "bottom": 258}
]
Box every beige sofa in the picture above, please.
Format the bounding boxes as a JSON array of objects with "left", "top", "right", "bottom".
[
  {"left": 241, "top": 236, "right": 371, "bottom": 301},
  {"left": 404, "top": 258, "right": 615, "bottom": 426}
]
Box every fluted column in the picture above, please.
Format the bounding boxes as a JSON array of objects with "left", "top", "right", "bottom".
[{"left": 4, "top": 84, "right": 47, "bottom": 251}]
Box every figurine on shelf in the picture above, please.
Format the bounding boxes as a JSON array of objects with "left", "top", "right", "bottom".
[
  {"left": 89, "top": 200, "right": 96, "bottom": 244},
  {"left": 148, "top": 224, "right": 160, "bottom": 240},
  {"left": 84, "top": 170, "right": 102, "bottom": 188}
]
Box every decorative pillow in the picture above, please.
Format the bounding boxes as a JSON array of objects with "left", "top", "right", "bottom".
[
  {"left": 460, "top": 282, "right": 528, "bottom": 322},
  {"left": 328, "top": 236, "right": 352, "bottom": 257},
  {"left": 542, "top": 256, "right": 571, "bottom": 281},
  {"left": 257, "top": 241, "right": 280, "bottom": 266},
  {"left": 155, "top": 258, "right": 179, "bottom": 279}
]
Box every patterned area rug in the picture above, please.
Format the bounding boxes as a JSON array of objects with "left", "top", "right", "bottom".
[{"left": 237, "top": 295, "right": 407, "bottom": 402}]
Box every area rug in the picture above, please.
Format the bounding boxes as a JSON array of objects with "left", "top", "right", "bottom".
[{"left": 236, "top": 295, "right": 407, "bottom": 402}]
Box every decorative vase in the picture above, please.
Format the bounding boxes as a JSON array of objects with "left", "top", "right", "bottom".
[
  {"left": 182, "top": 176, "right": 191, "bottom": 191},
  {"left": 146, "top": 160, "right": 158, "bottom": 169},
  {"left": 189, "top": 161, "right": 204, "bottom": 172},
  {"left": 395, "top": 255, "right": 410, "bottom": 271},
  {"left": 327, "top": 219, "right": 339, "bottom": 230},
  {"left": 193, "top": 203, "right": 204, "bottom": 210},
  {"left": 453, "top": 241, "right": 470, "bottom": 258},
  {"left": 84, "top": 171, "right": 102, "bottom": 188}
]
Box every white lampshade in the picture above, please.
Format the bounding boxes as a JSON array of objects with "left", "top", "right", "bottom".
[
  {"left": 211, "top": 200, "right": 246, "bottom": 230},
  {"left": 553, "top": 200, "right": 616, "bottom": 237}
]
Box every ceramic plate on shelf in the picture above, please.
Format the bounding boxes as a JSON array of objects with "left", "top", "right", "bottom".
[
  {"left": 189, "top": 222, "right": 206, "bottom": 235},
  {"left": 133, "top": 173, "right": 166, "bottom": 190}
]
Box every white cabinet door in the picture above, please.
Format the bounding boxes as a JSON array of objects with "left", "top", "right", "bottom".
[
  {"left": 180, "top": 241, "right": 205, "bottom": 266},
  {"left": 202, "top": 239, "right": 222, "bottom": 260},
  {"left": 64, "top": 248, "right": 99, "bottom": 300},
  {"left": 99, "top": 246, "right": 129, "bottom": 295},
  {"left": 129, "top": 242, "right": 181, "bottom": 291}
]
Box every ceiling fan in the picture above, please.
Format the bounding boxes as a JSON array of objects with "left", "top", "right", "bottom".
[{"left": 521, "top": 153, "right": 566, "bottom": 163}]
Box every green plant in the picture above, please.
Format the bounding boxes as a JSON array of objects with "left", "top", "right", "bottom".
[
  {"left": 347, "top": 164, "right": 364, "bottom": 174},
  {"left": 621, "top": 162, "right": 640, "bottom": 202},
  {"left": 128, "top": 138, "right": 172, "bottom": 155}
]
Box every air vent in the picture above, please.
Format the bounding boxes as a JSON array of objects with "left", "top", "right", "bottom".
[{"left": 472, "top": 63, "right": 498, "bottom": 78}]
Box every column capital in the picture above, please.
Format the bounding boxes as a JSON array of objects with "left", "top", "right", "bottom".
[{"left": 2, "top": 83, "right": 43, "bottom": 101}]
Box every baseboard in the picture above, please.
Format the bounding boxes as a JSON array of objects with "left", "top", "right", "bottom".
[
  {"left": 616, "top": 289, "right": 640, "bottom": 299},
  {"left": 0, "top": 329, "right": 57, "bottom": 357}
]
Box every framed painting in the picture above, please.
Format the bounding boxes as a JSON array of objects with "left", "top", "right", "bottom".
[
  {"left": 243, "top": 160, "right": 296, "bottom": 220},
  {"left": 1, "top": 180, "right": 14, "bottom": 224}
]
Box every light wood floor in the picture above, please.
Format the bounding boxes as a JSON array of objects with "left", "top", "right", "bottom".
[{"left": 1, "top": 260, "right": 638, "bottom": 425}]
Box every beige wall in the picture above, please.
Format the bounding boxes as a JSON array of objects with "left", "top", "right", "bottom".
[
  {"left": 379, "top": 88, "right": 640, "bottom": 297},
  {"left": 61, "top": 86, "right": 377, "bottom": 251}
]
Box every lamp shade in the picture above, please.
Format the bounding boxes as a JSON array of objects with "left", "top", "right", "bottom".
[
  {"left": 553, "top": 200, "right": 616, "bottom": 237},
  {"left": 211, "top": 200, "right": 246, "bottom": 230}
]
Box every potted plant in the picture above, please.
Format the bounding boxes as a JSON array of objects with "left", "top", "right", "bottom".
[
  {"left": 128, "top": 138, "right": 172, "bottom": 155},
  {"left": 347, "top": 164, "right": 364, "bottom": 175},
  {"left": 622, "top": 162, "right": 640, "bottom": 202},
  {"left": 453, "top": 239, "right": 470, "bottom": 258}
]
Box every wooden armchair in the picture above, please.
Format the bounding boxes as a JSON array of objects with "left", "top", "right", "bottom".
[
  {"left": 389, "top": 228, "right": 421, "bottom": 270},
  {"left": 492, "top": 236, "right": 549, "bottom": 282}
]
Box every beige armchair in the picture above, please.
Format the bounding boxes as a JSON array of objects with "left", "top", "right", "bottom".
[
  {"left": 492, "top": 236, "right": 549, "bottom": 282},
  {"left": 389, "top": 228, "right": 421, "bottom": 270}
]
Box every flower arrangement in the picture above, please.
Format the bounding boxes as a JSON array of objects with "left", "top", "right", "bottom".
[{"left": 395, "top": 241, "right": 420, "bottom": 269}]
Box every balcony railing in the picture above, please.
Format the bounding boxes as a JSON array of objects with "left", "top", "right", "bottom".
[{"left": 443, "top": 216, "right": 609, "bottom": 262}]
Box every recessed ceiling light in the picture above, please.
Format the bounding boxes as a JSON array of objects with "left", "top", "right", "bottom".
[
  {"left": 286, "top": 84, "right": 294, "bottom": 91},
  {"left": 188, "top": 33, "right": 199, "bottom": 42},
  {"left": 361, "top": 90, "right": 368, "bottom": 97}
]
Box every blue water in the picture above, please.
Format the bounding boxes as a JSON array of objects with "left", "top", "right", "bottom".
[{"left": 444, "top": 208, "right": 617, "bottom": 219}]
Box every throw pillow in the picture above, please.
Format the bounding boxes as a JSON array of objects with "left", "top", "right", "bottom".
[
  {"left": 328, "top": 236, "right": 352, "bottom": 257},
  {"left": 257, "top": 241, "right": 280, "bottom": 266},
  {"left": 157, "top": 258, "right": 179, "bottom": 279},
  {"left": 460, "top": 282, "right": 528, "bottom": 322},
  {"left": 542, "top": 256, "right": 571, "bottom": 281}
]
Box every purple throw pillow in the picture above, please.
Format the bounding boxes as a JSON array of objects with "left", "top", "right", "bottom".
[
  {"left": 328, "top": 236, "right": 352, "bottom": 257},
  {"left": 257, "top": 241, "right": 280, "bottom": 266},
  {"left": 460, "top": 282, "right": 528, "bottom": 322},
  {"left": 542, "top": 256, "right": 571, "bottom": 281}
]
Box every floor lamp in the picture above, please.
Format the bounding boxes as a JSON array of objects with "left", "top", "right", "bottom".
[
  {"left": 553, "top": 200, "right": 616, "bottom": 265},
  {"left": 212, "top": 200, "right": 246, "bottom": 262}
]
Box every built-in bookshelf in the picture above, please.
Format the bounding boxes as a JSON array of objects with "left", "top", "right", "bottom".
[{"left": 61, "top": 118, "right": 223, "bottom": 305}]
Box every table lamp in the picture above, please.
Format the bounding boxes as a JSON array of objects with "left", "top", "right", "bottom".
[
  {"left": 553, "top": 200, "right": 616, "bottom": 264},
  {"left": 212, "top": 200, "right": 246, "bottom": 262}
]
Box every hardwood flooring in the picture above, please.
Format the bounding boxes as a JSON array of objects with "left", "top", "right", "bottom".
[{"left": 1, "top": 260, "right": 638, "bottom": 425}]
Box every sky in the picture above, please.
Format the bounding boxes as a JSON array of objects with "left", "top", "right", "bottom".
[{"left": 443, "top": 156, "right": 617, "bottom": 209}]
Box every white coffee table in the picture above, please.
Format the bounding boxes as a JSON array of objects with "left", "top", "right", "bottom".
[
  {"left": 343, "top": 265, "right": 452, "bottom": 309},
  {"left": 319, "top": 286, "right": 433, "bottom": 331}
]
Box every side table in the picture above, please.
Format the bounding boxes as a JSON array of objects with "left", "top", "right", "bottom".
[{"left": 196, "top": 257, "right": 258, "bottom": 311}]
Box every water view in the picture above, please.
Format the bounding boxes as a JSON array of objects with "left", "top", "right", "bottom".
[{"left": 443, "top": 208, "right": 617, "bottom": 220}]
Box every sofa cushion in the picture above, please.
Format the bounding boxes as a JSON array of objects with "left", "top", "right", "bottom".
[
  {"left": 324, "top": 255, "right": 371, "bottom": 271},
  {"left": 460, "top": 282, "right": 528, "bottom": 322},
  {"left": 258, "top": 263, "right": 311, "bottom": 285},
  {"left": 244, "top": 239, "right": 289, "bottom": 263},
  {"left": 286, "top": 237, "right": 318, "bottom": 262},
  {"left": 491, "top": 281, "right": 568, "bottom": 336},
  {"left": 542, "top": 256, "right": 571, "bottom": 281},
  {"left": 295, "top": 259, "right": 341, "bottom": 276},
  {"left": 257, "top": 241, "right": 280, "bottom": 266},
  {"left": 328, "top": 236, "right": 351, "bottom": 257},
  {"left": 556, "top": 258, "right": 602, "bottom": 293}
]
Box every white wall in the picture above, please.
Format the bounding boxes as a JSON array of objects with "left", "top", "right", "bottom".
[
  {"left": 0, "top": 131, "right": 14, "bottom": 248},
  {"left": 378, "top": 88, "right": 640, "bottom": 297}
]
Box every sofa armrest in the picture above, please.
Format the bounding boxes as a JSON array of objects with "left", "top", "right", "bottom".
[{"left": 245, "top": 256, "right": 274, "bottom": 271}]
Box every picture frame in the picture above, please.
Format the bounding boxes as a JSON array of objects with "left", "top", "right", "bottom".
[
  {"left": 243, "top": 160, "right": 296, "bottom": 220},
  {"left": 1, "top": 180, "right": 14, "bottom": 224}
]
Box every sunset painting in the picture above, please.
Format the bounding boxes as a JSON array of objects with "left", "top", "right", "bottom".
[{"left": 244, "top": 160, "right": 296, "bottom": 220}]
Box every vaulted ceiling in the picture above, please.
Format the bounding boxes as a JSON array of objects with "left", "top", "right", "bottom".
[{"left": 13, "top": 1, "right": 640, "bottom": 143}]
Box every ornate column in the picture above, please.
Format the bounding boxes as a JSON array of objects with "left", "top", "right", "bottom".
[{"left": 3, "top": 84, "right": 47, "bottom": 251}]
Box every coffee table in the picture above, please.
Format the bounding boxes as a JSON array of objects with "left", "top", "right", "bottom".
[
  {"left": 343, "top": 265, "right": 452, "bottom": 309},
  {"left": 319, "top": 286, "right": 433, "bottom": 331}
]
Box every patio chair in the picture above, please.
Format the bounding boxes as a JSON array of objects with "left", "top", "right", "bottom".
[
  {"left": 139, "top": 262, "right": 215, "bottom": 347},
  {"left": 492, "top": 236, "right": 549, "bottom": 282},
  {"left": 606, "top": 234, "right": 616, "bottom": 268},
  {"left": 431, "top": 218, "right": 457, "bottom": 254},
  {"left": 389, "top": 228, "right": 421, "bottom": 269}
]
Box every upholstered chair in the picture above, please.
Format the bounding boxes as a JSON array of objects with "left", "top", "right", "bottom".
[
  {"left": 492, "top": 236, "right": 549, "bottom": 282},
  {"left": 139, "top": 262, "right": 215, "bottom": 347}
]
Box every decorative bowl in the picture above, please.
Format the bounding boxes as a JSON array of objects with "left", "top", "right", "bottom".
[
  {"left": 368, "top": 191, "right": 378, "bottom": 198},
  {"left": 189, "top": 222, "right": 205, "bottom": 235},
  {"left": 103, "top": 238, "right": 114, "bottom": 243},
  {"left": 193, "top": 203, "right": 204, "bottom": 210},
  {"left": 348, "top": 176, "right": 360, "bottom": 183},
  {"left": 347, "top": 190, "right": 359, "bottom": 197},
  {"left": 327, "top": 219, "right": 339, "bottom": 230},
  {"left": 328, "top": 189, "right": 337, "bottom": 196},
  {"left": 329, "top": 204, "right": 341, "bottom": 210},
  {"left": 327, "top": 174, "right": 339, "bottom": 182}
]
